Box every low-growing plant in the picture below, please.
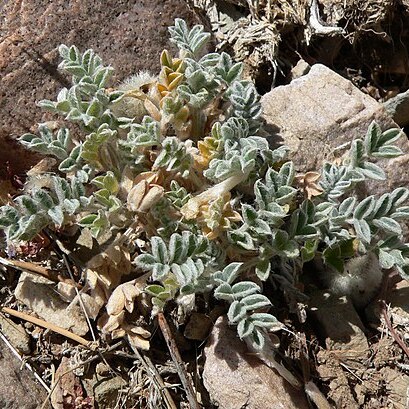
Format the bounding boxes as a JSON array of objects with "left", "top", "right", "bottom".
[{"left": 1, "top": 19, "right": 409, "bottom": 357}]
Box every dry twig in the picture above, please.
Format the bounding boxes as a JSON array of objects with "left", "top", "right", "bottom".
[
  {"left": 381, "top": 301, "right": 409, "bottom": 360},
  {"left": 157, "top": 312, "right": 200, "bottom": 409},
  {"left": 1, "top": 306, "right": 91, "bottom": 347},
  {"left": 0, "top": 256, "right": 79, "bottom": 288},
  {"left": 127, "top": 338, "right": 178, "bottom": 409}
]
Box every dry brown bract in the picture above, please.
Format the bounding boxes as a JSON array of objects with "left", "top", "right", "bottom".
[{"left": 294, "top": 171, "right": 323, "bottom": 199}]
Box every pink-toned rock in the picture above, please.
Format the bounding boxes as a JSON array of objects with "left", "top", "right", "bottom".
[
  {"left": 0, "top": 337, "right": 50, "bottom": 408},
  {"left": 203, "top": 316, "right": 309, "bottom": 409},
  {"left": 0, "top": 0, "right": 199, "bottom": 178}
]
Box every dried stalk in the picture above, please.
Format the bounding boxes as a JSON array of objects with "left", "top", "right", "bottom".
[
  {"left": 0, "top": 256, "right": 80, "bottom": 288},
  {"left": 1, "top": 306, "right": 91, "bottom": 347},
  {"left": 127, "top": 338, "right": 178, "bottom": 409},
  {"left": 157, "top": 312, "right": 200, "bottom": 409}
]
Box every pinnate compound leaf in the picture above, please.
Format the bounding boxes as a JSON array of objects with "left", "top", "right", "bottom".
[
  {"left": 231, "top": 281, "right": 260, "bottom": 298},
  {"left": 241, "top": 294, "right": 271, "bottom": 310},
  {"left": 227, "top": 301, "right": 247, "bottom": 323},
  {"left": 237, "top": 318, "right": 255, "bottom": 338}
]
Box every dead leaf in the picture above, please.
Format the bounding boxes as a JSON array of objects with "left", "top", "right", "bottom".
[
  {"left": 127, "top": 180, "right": 164, "bottom": 213},
  {"left": 76, "top": 228, "right": 94, "bottom": 249},
  {"left": 127, "top": 331, "right": 150, "bottom": 351},
  {"left": 294, "top": 171, "right": 323, "bottom": 199},
  {"left": 106, "top": 280, "right": 141, "bottom": 316},
  {"left": 26, "top": 157, "right": 57, "bottom": 176}
]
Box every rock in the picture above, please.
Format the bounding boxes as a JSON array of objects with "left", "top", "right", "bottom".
[
  {"left": 93, "top": 376, "right": 127, "bottom": 409},
  {"left": 0, "top": 337, "right": 50, "bottom": 409},
  {"left": 15, "top": 272, "right": 89, "bottom": 336},
  {"left": 290, "top": 59, "right": 311, "bottom": 80},
  {"left": 0, "top": 0, "right": 199, "bottom": 179},
  {"left": 51, "top": 357, "right": 93, "bottom": 409},
  {"left": 203, "top": 316, "right": 309, "bottom": 409},
  {"left": 0, "top": 315, "right": 31, "bottom": 355},
  {"left": 261, "top": 64, "right": 409, "bottom": 198},
  {"left": 309, "top": 291, "right": 369, "bottom": 362}
]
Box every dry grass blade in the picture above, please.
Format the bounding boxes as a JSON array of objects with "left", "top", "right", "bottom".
[
  {"left": 157, "top": 312, "right": 200, "bottom": 409},
  {"left": 0, "top": 256, "right": 80, "bottom": 288},
  {"left": 381, "top": 301, "right": 409, "bottom": 360},
  {"left": 127, "top": 339, "right": 178, "bottom": 409},
  {"left": 1, "top": 306, "right": 91, "bottom": 347}
]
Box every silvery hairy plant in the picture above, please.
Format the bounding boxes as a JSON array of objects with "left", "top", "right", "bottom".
[{"left": 1, "top": 18, "right": 409, "bottom": 355}]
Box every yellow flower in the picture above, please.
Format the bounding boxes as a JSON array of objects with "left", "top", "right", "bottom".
[{"left": 194, "top": 193, "right": 242, "bottom": 240}]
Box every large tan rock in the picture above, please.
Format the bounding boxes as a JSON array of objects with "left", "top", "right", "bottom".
[
  {"left": 261, "top": 64, "right": 409, "bottom": 197},
  {"left": 203, "top": 316, "right": 309, "bottom": 409},
  {"left": 15, "top": 272, "right": 89, "bottom": 336}
]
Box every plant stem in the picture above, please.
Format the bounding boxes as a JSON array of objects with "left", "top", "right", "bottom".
[
  {"left": 157, "top": 312, "right": 200, "bottom": 409},
  {"left": 1, "top": 307, "right": 91, "bottom": 347}
]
